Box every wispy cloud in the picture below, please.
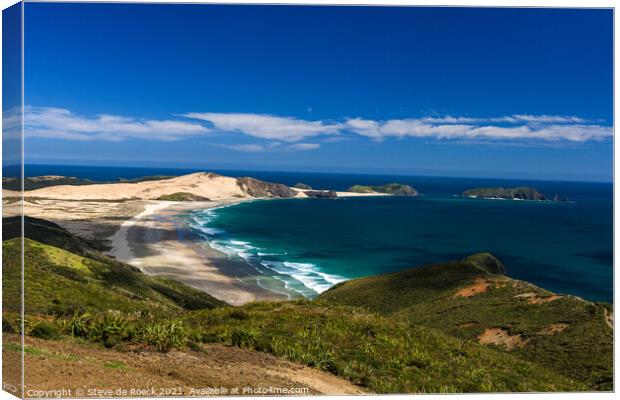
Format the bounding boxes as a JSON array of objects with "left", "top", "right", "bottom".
[
  {"left": 344, "top": 117, "right": 611, "bottom": 142},
  {"left": 20, "top": 106, "right": 612, "bottom": 146},
  {"left": 24, "top": 106, "right": 210, "bottom": 141},
  {"left": 289, "top": 142, "right": 321, "bottom": 150},
  {"left": 418, "top": 114, "right": 588, "bottom": 124},
  {"left": 222, "top": 144, "right": 267, "bottom": 152},
  {"left": 222, "top": 142, "right": 320, "bottom": 152},
  {"left": 183, "top": 112, "right": 341, "bottom": 142}
]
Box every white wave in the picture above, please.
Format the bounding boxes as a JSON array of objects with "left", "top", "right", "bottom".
[
  {"left": 186, "top": 206, "right": 346, "bottom": 297},
  {"left": 259, "top": 260, "right": 346, "bottom": 294}
]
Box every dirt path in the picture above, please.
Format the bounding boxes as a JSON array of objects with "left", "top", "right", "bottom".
[{"left": 4, "top": 335, "right": 365, "bottom": 397}]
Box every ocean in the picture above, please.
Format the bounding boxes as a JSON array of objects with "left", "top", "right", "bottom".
[{"left": 26, "top": 164, "right": 613, "bottom": 302}]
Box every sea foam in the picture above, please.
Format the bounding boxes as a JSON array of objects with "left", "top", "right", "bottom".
[{"left": 185, "top": 207, "right": 346, "bottom": 298}]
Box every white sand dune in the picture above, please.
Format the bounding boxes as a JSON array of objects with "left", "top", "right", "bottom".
[{"left": 24, "top": 172, "right": 250, "bottom": 201}]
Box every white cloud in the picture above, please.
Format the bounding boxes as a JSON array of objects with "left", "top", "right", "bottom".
[
  {"left": 19, "top": 106, "right": 611, "bottom": 145},
  {"left": 223, "top": 144, "right": 267, "bottom": 152},
  {"left": 183, "top": 112, "right": 341, "bottom": 142},
  {"left": 288, "top": 143, "right": 321, "bottom": 150},
  {"left": 24, "top": 106, "right": 211, "bottom": 141},
  {"left": 419, "top": 114, "right": 589, "bottom": 125},
  {"left": 494, "top": 114, "right": 588, "bottom": 124},
  {"left": 223, "top": 142, "right": 320, "bottom": 152},
  {"left": 344, "top": 117, "right": 611, "bottom": 142}
]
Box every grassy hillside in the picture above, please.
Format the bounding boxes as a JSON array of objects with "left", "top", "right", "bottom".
[
  {"left": 318, "top": 253, "right": 613, "bottom": 390},
  {"left": 2, "top": 221, "right": 612, "bottom": 393},
  {"left": 4, "top": 215, "right": 99, "bottom": 254},
  {"left": 183, "top": 301, "right": 584, "bottom": 393},
  {"left": 2, "top": 238, "right": 225, "bottom": 317}
]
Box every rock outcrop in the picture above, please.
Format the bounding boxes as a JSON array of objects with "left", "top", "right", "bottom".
[
  {"left": 236, "top": 177, "right": 298, "bottom": 198},
  {"left": 304, "top": 190, "right": 338, "bottom": 199}
]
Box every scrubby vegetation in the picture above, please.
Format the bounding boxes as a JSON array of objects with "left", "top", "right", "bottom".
[
  {"left": 2, "top": 219, "right": 613, "bottom": 393},
  {"left": 2, "top": 175, "right": 177, "bottom": 191},
  {"left": 319, "top": 253, "right": 613, "bottom": 389},
  {"left": 3, "top": 176, "right": 96, "bottom": 191},
  {"left": 156, "top": 192, "right": 211, "bottom": 201}
]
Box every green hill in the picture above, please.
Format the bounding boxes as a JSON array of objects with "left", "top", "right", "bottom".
[{"left": 318, "top": 253, "right": 613, "bottom": 389}]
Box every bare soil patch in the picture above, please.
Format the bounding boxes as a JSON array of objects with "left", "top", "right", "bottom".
[
  {"left": 477, "top": 328, "right": 527, "bottom": 351},
  {"left": 453, "top": 278, "right": 489, "bottom": 298}
]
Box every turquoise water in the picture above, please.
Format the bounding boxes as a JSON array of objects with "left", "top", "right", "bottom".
[
  {"left": 23, "top": 165, "right": 612, "bottom": 302},
  {"left": 186, "top": 182, "right": 612, "bottom": 302}
]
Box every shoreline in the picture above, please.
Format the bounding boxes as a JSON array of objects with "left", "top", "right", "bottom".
[
  {"left": 102, "top": 191, "right": 393, "bottom": 305},
  {"left": 105, "top": 198, "right": 290, "bottom": 306}
]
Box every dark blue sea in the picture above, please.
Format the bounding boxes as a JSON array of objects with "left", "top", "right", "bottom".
[{"left": 26, "top": 164, "right": 613, "bottom": 302}]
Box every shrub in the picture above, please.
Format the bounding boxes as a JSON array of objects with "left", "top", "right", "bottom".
[
  {"left": 89, "top": 312, "right": 130, "bottom": 343},
  {"left": 230, "top": 328, "right": 259, "bottom": 348},
  {"left": 31, "top": 321, "right": 60, "bottom": 340},
  {"left": 313, "top": 347, "right": 336, "bottom": 371},
  {"left": 60, "top": 312, "right": 92, "bottom": 337},
  {"left": 136, "top": 320, "right": 188, "bottom": 352}
]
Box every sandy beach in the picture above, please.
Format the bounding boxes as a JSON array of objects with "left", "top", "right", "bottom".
[
  {"left": 104, "top": 199, "right": 289, "bottom": 306},
  {"left": 11, "top": 172, "right": 395, "bottom": 306}
]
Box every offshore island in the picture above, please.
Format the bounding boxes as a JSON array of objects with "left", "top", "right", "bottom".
[
  {"left": 463, "top": 186, "right": 569, "bottom": 202},
  {"left": 2, "top": 172, "right": 613, "bottom": 394}
]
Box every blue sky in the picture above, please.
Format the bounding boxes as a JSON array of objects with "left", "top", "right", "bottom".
[{"left": 21, "top": 3, "right": 613, "bottom": 181}]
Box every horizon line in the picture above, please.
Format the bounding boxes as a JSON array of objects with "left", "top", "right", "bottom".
[{"left": 5, "top": 161, "right": 613, "bottom": 184}]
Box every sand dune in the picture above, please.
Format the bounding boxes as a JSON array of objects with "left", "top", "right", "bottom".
[{"left": 23, "top": 172, "right": 251, "bottom": 201}]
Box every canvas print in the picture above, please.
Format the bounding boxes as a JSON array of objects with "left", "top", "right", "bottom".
[{"left": 2, "top": 2, "right": 614, "bottom": 397}]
